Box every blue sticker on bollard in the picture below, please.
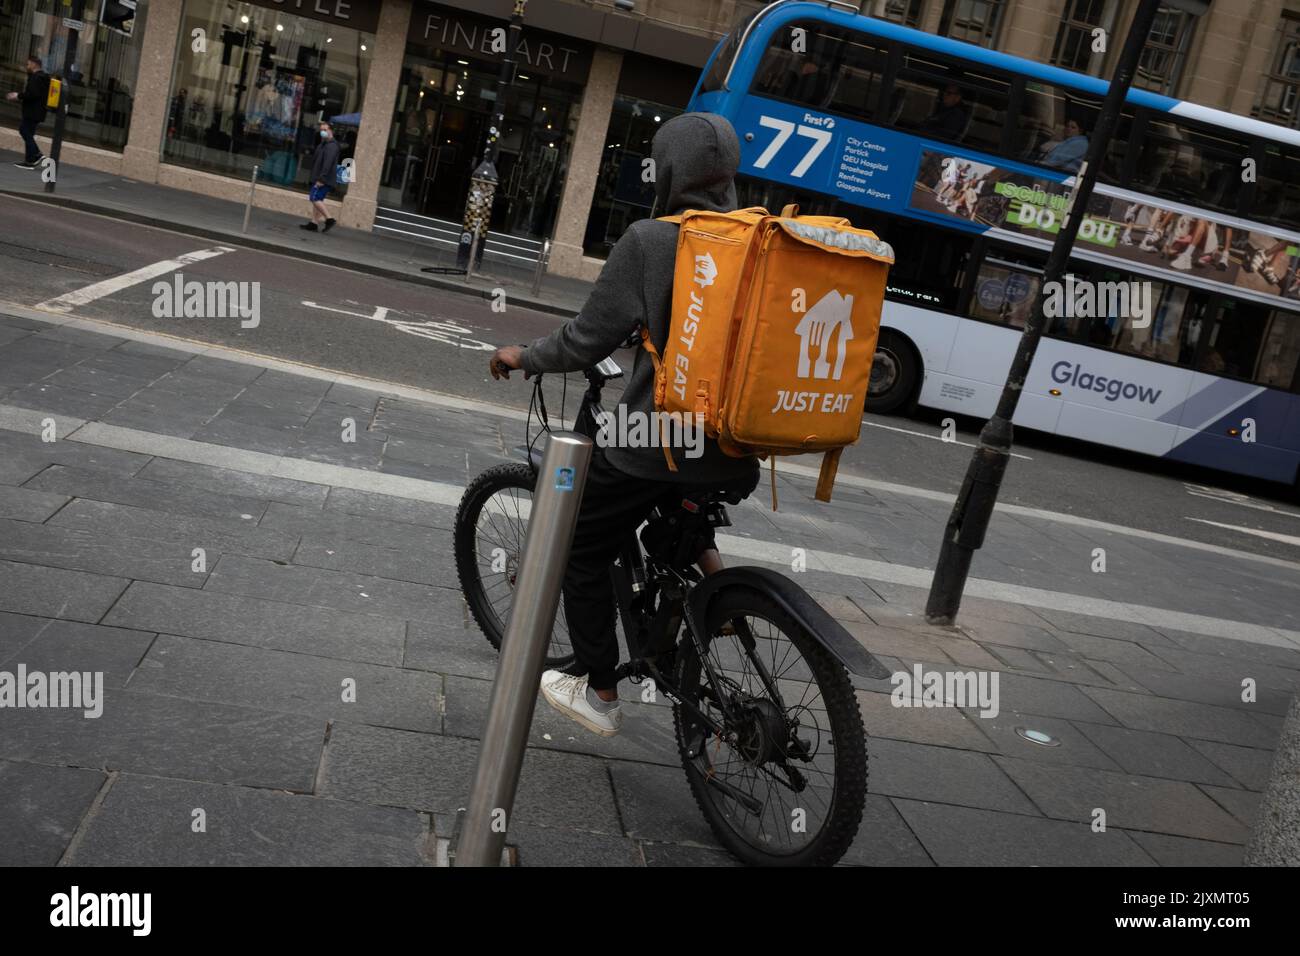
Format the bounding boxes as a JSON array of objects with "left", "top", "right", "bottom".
[{"left": 555, "top": 466, "right": 575, "bottom": 491}]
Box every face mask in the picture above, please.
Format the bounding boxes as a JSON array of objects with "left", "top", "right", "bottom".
[{"left": 320, "top": 130, "right": 330, "bottom": 139}]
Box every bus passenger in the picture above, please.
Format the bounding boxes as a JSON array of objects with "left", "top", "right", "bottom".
[
  {"left": 920, "top": 84, "right": 971, "bottom": 142},
  {"left": 1039, "top": 118, "right": 1090, "bottom": 174}
]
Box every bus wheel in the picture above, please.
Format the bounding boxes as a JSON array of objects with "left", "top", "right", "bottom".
[{"left": 866, "top": 331, "right": 918, "bottom": 414}]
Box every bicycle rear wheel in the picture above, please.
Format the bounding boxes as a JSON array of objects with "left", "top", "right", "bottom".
[
  {"left": 672, "top": 586, "right": 867, "bottom": 866},
  {"left": 453, "top": 461, "right": 575, "bottom": 668}
]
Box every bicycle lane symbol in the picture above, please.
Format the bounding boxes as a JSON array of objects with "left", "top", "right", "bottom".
[{"left": 300, "top": 300, "right": 496, "bottom": 350}]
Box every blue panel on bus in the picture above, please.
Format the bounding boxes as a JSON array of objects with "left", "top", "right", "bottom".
[
  {"left": 732, "top": 95, "right": 1068, "bottom": 231},
  {"left": 735, "top": 96, "right": 916, "bottom": 212}
]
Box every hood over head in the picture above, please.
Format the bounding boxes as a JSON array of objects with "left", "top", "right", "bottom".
[{"left": 651, "top": 112, "right": 740, "bottom": 216}]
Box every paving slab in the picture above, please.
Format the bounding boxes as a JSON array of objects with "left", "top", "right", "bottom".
[
  {"left": 26, "top": 463, "right": 273, "bottom": 523},
  {"left": 102, "top": 582, "right": 407, "bottom": 665},
  {"left": 893, "top": 799, "right": 1154, "bottom": 866},
  {"left": 0, "top": 618, "right": 154, "bottom": 687},
  {"left": 866, "top": 737, "right": 1039, "bottom": 814},
  {"left": 319, "top": 722, "right": 623, "bottom": 834},
  {"left": 1184, "top": 739, "right": 1277, "bottom": 791},
  {"left": 0, "top": 690, "right": 323, "bottom": 791},
  {"left": 131, "top": 635, "right": 443, "bottom": 733},
  {"left": 856, "top": 688, "right": 1000, "bottom": 753},
  {"left": 135, "top": 457, "right": 329, "bottom": 509},
  {"left": 1127, "top": 831, "right": 1245, "bottom": 866},
  {"left": 0, "top": 484, "right": 69, "bottom": 522},
  {"left": 1071, "top": 722, "right": 1240, "bottom": 787},
  {"left": 1080, "top": 686, "right": 1282, "bottom": 749},
  {"left": 203, "top": 553, "right": 462, "bottom": 624},
  {"left": 0, "top": 559, "right": 127, "bottom": 623},
  {"left": 993, "top": 757, "right": 1252, "bottom": 844},
  {"left": 0, "top": 518, "right": 216, "bottom": 588},
  {"left": 508, "top": 822, "right": 644, "bottom": 867},
  {"left": 0, "top": 760, "right": 106, "bottom": 865},
  {"left": 48, "top": 498, "right": 298, "bottom": 562},
  {"left": 66, "top": 774, "right": 432, "bottom": 866}
]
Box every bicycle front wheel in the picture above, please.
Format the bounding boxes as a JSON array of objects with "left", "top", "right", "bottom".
[
  {"left": 672, "top": 585, "right": 867, "bottom": 866},
  {"left": 453, "top": 461, "right": 575, "bottom": 668}
]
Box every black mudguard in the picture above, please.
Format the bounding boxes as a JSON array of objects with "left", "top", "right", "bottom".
[{"left": 689, "top": 566, "right": 891, "bottom": 680}]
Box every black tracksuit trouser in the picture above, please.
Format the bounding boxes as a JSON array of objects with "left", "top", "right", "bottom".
[{"left": 562, "top": 448, "right": 759, "bottom": 692}]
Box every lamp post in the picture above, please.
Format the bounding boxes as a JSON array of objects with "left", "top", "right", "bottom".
[
  {"left": 452, "top": 0, "right": 528, "bottom": 274},
  {"left": 923, "top": 0, "right": 1211, "bottom": 624}
]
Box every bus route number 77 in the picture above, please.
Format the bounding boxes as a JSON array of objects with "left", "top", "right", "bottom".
[{"left": 752, "top": 115, "right": 834, "bottom": 178}]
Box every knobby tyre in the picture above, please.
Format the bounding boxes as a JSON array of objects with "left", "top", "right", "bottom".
[
  {"left": 453, "top": 461, "right": 575, "bottom": 667},
  {"left": 672, "top": 586, "right": 867, "bottom": 866}
]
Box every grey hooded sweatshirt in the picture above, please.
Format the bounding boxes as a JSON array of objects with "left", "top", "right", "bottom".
[{"left": 520, "top": 112, "right": 760, "bottom": 486}]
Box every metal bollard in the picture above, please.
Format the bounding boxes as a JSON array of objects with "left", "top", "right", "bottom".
[
  {"left": 241, "top": 165, "right": 259, "bottom": 234},
  {"left": 454, "top": 432, "right": 593, "bottom": 867},
  {"left": 530, "top": 239, "right": 551, "bottom": 297}
]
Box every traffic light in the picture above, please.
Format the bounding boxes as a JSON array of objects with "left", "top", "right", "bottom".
[{"left": 100, "top": 0, "right": 136, "bottom": 37}]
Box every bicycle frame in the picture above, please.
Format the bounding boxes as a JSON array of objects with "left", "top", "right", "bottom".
[{"left": 521, "top": 366, "right": 765, "bottom": 739}]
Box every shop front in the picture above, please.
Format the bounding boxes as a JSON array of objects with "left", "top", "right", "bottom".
[
  {"left": 378, "top": 1, "right": 589, "bottom": 243},
  {"left": 0, "top": 0, "right": 149, "bottom": 152},
  {"left": 161, "top": 0, "right": 377, "bottom": 195}
]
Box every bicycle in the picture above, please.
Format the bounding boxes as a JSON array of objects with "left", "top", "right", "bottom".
[{"left": 453, "top": 355, "right": 890, "bottom": 866}]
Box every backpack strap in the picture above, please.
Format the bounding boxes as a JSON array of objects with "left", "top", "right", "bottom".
[
  {"left": 656, "top": 214, "right": 684, "bottom": 224},
  {"left": 814, "top": 447, "right": 842, "bottom": 503},
  {"left": 638, "top": 327, "right": 678, "bottom": 473}
]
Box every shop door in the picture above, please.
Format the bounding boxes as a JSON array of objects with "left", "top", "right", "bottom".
[{"left": 417, "top": 105, "right": 487, "bottom": 221}]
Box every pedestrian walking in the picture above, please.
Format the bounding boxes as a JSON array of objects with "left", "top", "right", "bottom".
[
  {"left": 300, "top": 120, "right": 341, "bottom": 233},
  {"left": 5, "top": 55, "right": 51, "bottom": 169}
]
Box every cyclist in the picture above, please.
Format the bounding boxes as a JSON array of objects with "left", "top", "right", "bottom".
[{"left": 489, "top": 112, "right": 760, "bottom": 737}]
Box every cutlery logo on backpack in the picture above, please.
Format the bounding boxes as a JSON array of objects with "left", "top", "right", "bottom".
[
  {"left": 794, "top": 290, "right": 855, "bottom": 381},
  {"left": 693, "top": 253, "right": 718, "bottom": 288}
]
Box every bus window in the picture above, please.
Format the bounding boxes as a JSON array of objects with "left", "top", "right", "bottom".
[
  {"left": 969, "top": 253, "right": 1043, "bottom": 330},
  {"left": 1197, "top": 299, "right": 1273, "bottom": 380},
  {"left": 891, "top": 52, "right": 1010, "bottom": 155},
  {"left": 1114, "top": 281, "right": 1191, "bottom": 365},
  {"left": 1016, "top": 84, "right": 1123, "bottom": 179},
  {"left": 824, "top": 37, "right": 889, "bottom": 123},
  {"left": 1133, "top": 119, "right": 1248, "bottom": 212},
  {"left": 1252, "top": 145, "right": 1300, "bottom": 230},
  {"left": 699, "top": 11, "right": 756, "bottom": 94},
  {"left": 753, "top": 23, "right": 841, "bottom": 109},
  {"left": 849, "top": 206, "right": 972, "bottom": 311},
  {"left": 1256, "top": 311, "right": 1300, "bottom": 391}
]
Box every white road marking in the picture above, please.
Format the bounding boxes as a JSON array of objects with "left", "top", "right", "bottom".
[
  {"left": 34, "top": 246, "right": 237, "bottom": 314},
  {"left": 860, "top": 419, "right": 1033, "bottom": 460},
  {"left": 300, "top": 299, "right": 495, "bottom": 349},
  {"left": 1184, "top": 483, "right": 1300, "bottom": 519},
  {"left": 1186, "top": 518, "right": 1300, "bottom": 548}
]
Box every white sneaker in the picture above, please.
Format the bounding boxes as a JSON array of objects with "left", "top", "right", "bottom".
[
  {"left": 539, "top": 670, "right": 622, "bottom": 737},
  {"left": 1171, "top": 249, "right": 1194, "bottom": 271}
]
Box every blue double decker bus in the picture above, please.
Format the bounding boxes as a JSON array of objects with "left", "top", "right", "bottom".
[{"left": 688, "top": 1, "right": 1300, "bottom": 485}]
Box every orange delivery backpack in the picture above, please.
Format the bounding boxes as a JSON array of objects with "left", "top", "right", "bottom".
[{"left": 640, "top": 204, "right": 894, "bottom": 504}]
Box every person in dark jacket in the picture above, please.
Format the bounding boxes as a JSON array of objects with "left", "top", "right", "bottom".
[
  {"left": 300, "top": 121, "right": 341, "bottom": 232},
  {"left": 920, "top": 83, "right": 971, "bottom": 143},
  {"left": 5, "top": 55, "right": 51, "bottom": 169},
  {"left": 488, "top": 113, "right": 761, "bottom": 736}
]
